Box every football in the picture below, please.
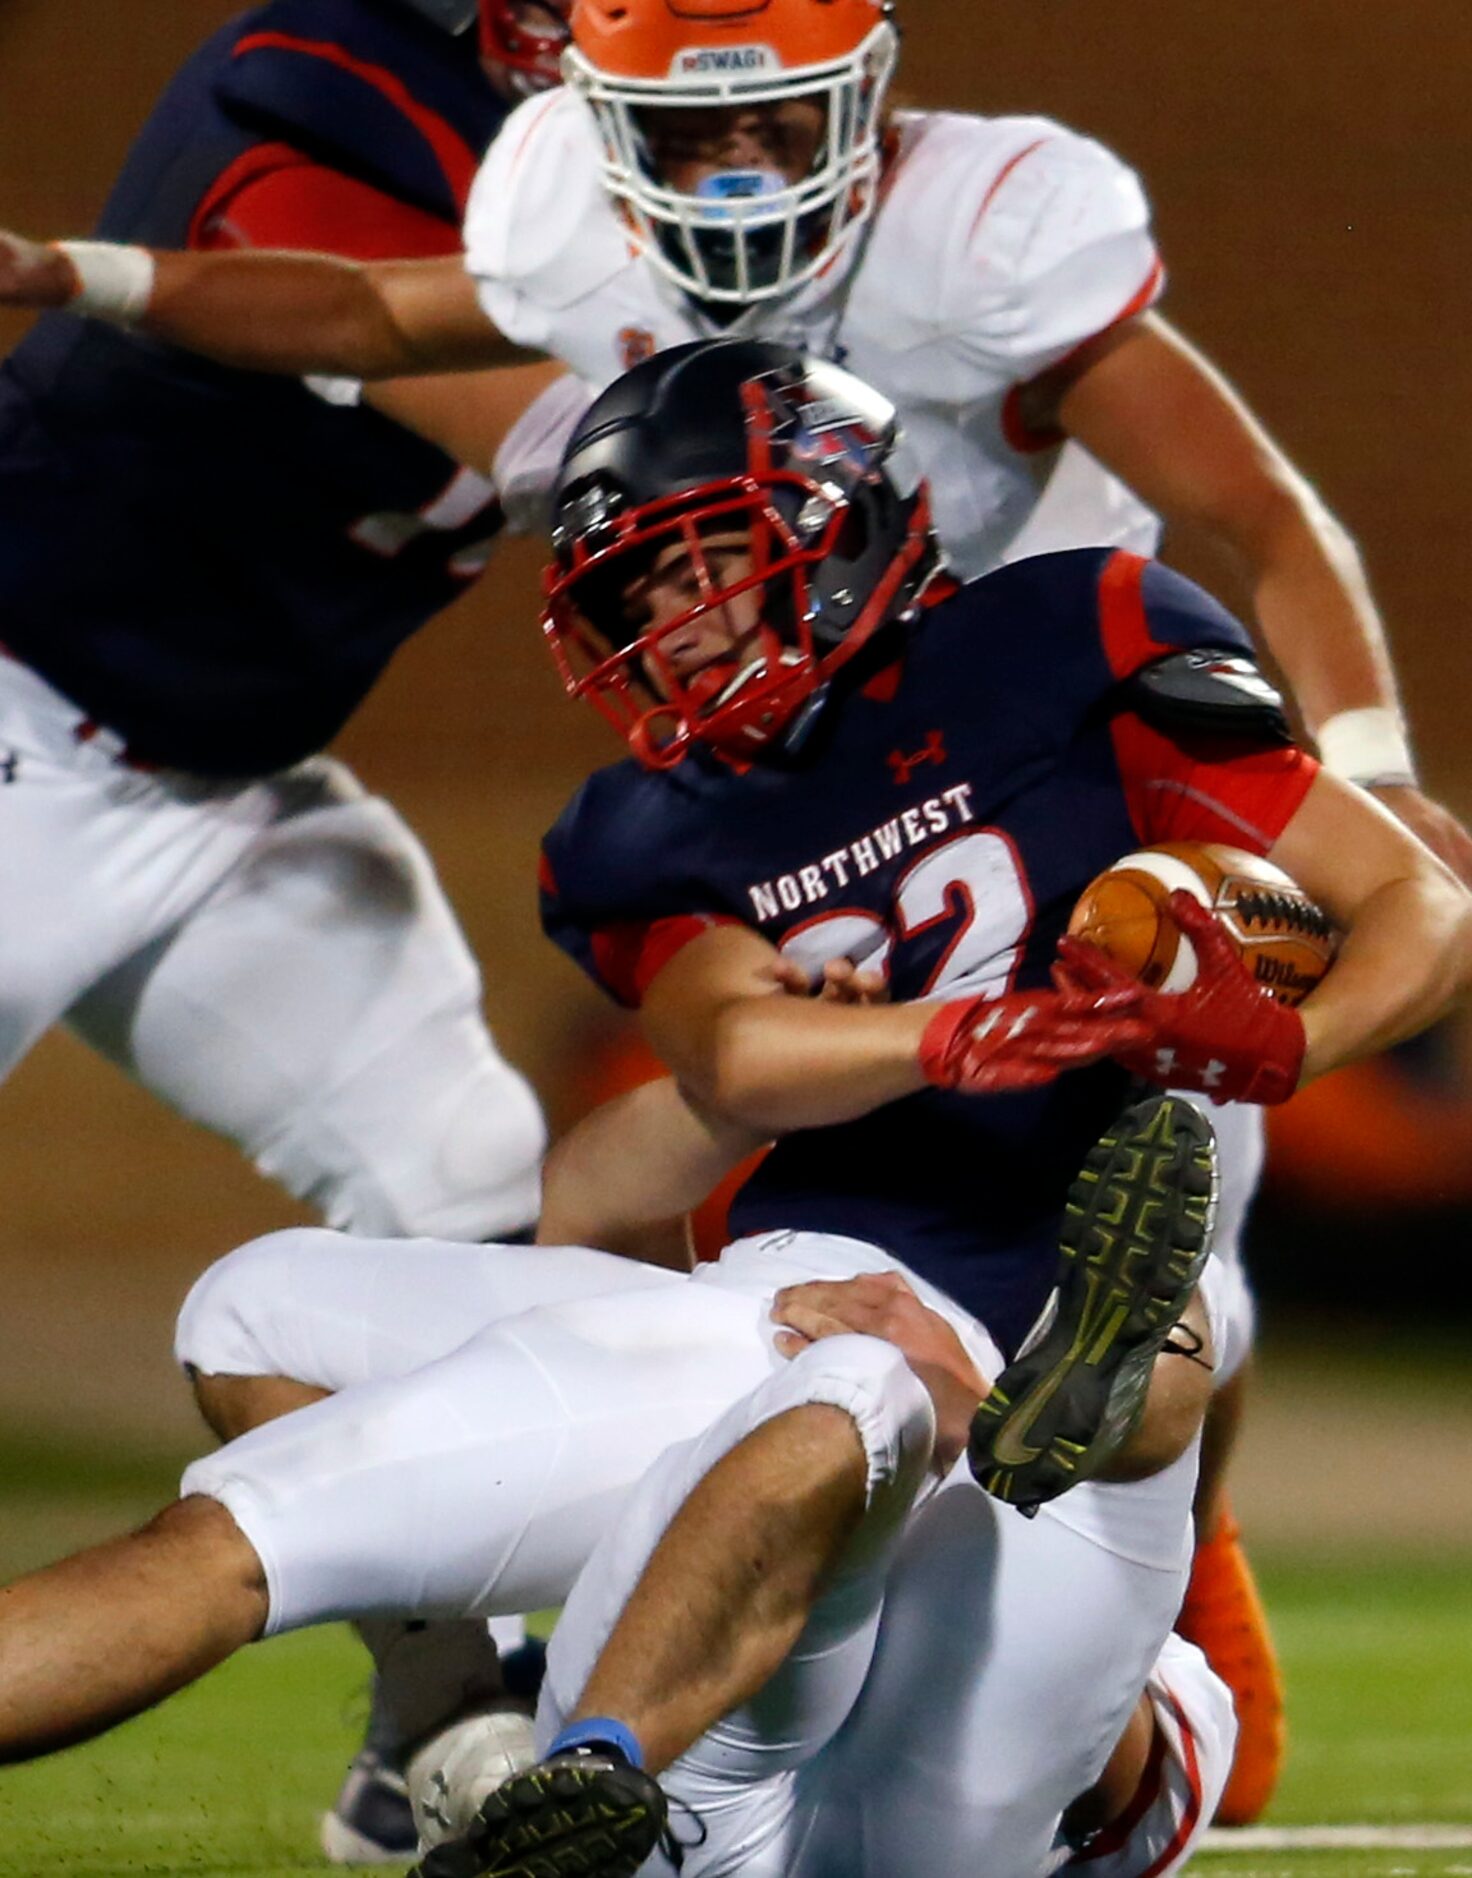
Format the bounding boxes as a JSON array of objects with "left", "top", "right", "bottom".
[{"left": 1067, "top": 842, "right": 1337, "bottom": 1007}]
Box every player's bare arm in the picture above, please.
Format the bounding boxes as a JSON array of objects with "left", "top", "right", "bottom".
[
  {"left": 535, "top": 961, "right": 889, "bottom": 1254},
  {"left": 1267, "top": 770, "right": 1472, "bottom": 1076},
  {"left": 1034, "top": 312, "right": 1472, "bottom": 878},
  {"left": 640, "top": 921, "right": 1149, "bottom": 1134},
  {"left": 640, "top": 924, "right": 939, "bottom": 1132},
  {"left": 536, "top": 1076, "right": 764, "bottom": 1259},
  {"left": 1062, "top": 769, "right": 1472, "bottom": 1102},
  {"left": 0, "top": 230, "right": 522, "bottom": 378}
]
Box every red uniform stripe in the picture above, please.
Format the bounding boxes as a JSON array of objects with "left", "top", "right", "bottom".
[
  {"left": 969, "top": 136, "right": 1051, "bottom": 245},
  {"left": 191, "top": 149, "right": 460, "bottom": 259},
  {"left": 231, "top": 32, "right": 482, "bottom": 206},
  {"left": 1000, "top": 254, "right": 1165, "bottom": 455},
  {"left": 1136, "top": 1689, "right": 1206, "bottom": 1878},
  {"left": 1097, "top": 550, "right": 1161, "bottom": 680},
  {"left": 590, "top": 912, "right": 740, "bottom": 1008}
]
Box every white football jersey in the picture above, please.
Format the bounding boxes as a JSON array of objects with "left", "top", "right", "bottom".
[{"left": 463, "top": 92, "right": 1164, "bottom": 578}]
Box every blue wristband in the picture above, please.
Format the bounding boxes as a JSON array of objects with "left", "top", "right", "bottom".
[{"left": 548, "top": 1716, "right": 645, "bottom": 1770}]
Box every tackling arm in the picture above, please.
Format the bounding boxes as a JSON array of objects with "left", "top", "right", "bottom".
[{"left": 0, "top": 229, "right": 524, "bottom": 379}]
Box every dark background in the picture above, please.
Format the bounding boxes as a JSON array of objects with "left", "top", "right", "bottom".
[{"left": 0, "top": 0, "right": 1468, "bottom": 1449}]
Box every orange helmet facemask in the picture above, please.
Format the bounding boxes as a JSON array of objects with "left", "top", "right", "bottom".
[{"left": 564, "top": 0, "right": 898, "bottom": 305}]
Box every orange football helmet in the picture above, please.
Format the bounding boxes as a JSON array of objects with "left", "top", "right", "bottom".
[{"left": 565, "top": 0, "right": 898, "bottom": 303}]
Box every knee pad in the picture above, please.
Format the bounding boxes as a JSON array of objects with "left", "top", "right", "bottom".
[
  {"left": 175, "top": 1227, "right": 339, "bottom": 1377},
  {"left": 776, "top": 1335, "right": 936, "bottom": 1505},
  {"left": 263, "top": 1032, "right": 547, "bottom": 1244}
]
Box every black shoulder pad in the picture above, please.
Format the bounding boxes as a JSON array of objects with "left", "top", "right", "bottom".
[{"left": 1127, "top": 651, "right": 1292, "bottom": 745}]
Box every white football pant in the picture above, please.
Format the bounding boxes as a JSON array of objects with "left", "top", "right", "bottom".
[
  {"left": 179, "top": 1226, "right": 1228, "bottom": 1873},
  {"left": 0, "top": 658, "right": 543, "bottom": 1240}
]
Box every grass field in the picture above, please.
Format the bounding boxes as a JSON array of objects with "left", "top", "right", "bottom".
[{"left": 3, "top": 1416, "right": 1470, "bottom": 1876}]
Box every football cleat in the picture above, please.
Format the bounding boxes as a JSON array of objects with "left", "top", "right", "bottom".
[
  {"left": 408, "top": 1707, "right": 539, "bottom": 1853},
  {"left": 969, "top": 1093, "right": 1217, "bottom": 1513},
  {"left": 1177, "top": 1504, "right": 1286, "bottom": 1824},
  {"left": 321, "top": 1750, "right": 419, "bottom": 1866},
  {"left": 409, "top": 1752, "right": 669, "bottom": 1878}
]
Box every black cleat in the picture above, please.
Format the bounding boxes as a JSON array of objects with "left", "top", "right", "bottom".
[
  {"left": 969, "top": 1093, "right": 1216, "bottom": 1514},
  {"left": 409, "top": 1752, "right": 669, "bottom": 1878}
]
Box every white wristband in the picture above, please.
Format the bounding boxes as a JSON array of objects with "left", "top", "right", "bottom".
[
  {"left": 53, "top": 240, "right": 156, "bottom": 327},
  {"left": 1315, "top": 706, "right": 1417, "bottom": 788}
]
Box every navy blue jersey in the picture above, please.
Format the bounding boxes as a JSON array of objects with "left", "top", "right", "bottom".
[
  {"left": 542, "top": 550, "right": 1318, "bottom": 1354},
  {"left": 0, "top": 0, "right": 512, "bottom": 775}
]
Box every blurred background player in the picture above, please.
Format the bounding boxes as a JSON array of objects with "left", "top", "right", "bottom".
[{"left": 0, "top": 0, "right": 578, "bottom": 1861}]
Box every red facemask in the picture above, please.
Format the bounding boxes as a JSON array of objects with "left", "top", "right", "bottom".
[{"left": 479, "top": 0, "right": 571, "bottom": 91}]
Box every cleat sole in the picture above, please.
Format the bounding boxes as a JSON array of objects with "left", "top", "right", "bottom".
[
  {"left": 969, "top": 1094, "right": 1217, "bottom": 1512},
  {"left": 410, "top": 1758, "right": 667, "bottom": 1878}
]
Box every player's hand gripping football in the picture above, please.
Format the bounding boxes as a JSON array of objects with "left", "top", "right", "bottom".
[
  {"left": 917, "top": 981, "right": 1152, "bottom": 1095},
  {"left": 1055, "top": 890, "right": 1306, "bottom": 1105},
  {"left": 0, "top": 231, "right": 79, "bottom": 309}
]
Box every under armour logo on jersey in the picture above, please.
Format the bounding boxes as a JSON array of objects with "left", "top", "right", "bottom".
[
  {"left": 0, "top": 750, "right": 18, "bottom": 783},
  {"left": 888, "top": 731, "right": 947, "bottom": 786}
]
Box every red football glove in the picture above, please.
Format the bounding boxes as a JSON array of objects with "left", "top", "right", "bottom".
[
  {"left": 918, "top": 983, "right": 1152, "bottom": 1095},
  {"left": 1054, "top": 891, "right": 1307, "bottom": 1106}
]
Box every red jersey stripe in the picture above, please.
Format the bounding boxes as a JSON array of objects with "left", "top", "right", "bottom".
[
  {"left": 232, "top": 32, "right": 481, "bottom": 206},
  {"left": 191, "top": 151, "right": 460, "bottom": 259}
]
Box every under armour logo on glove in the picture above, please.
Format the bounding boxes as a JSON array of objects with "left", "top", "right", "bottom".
[
  {"left": 918, "top": 982, "right": 1151, "bottom": 1095},
  {"left": 1055, "top": 892, "right": 1307, "bottom": 1106}
]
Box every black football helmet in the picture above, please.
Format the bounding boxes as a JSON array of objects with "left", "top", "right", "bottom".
[{"left": 543, "top": 338, "right": 940, "bottom": 768}]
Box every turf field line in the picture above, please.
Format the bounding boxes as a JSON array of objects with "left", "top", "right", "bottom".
[{"left": 1205, "top": 1826, "right": 1472, "bottom": 1849}]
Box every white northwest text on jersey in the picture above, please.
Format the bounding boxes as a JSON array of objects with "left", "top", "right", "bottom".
[{"left": 746, "top": 784, "right": 977, "bottom": 922}]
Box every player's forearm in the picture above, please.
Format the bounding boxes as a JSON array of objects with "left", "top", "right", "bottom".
[
  {"left": 138, "top": 249, "right": 425, "bottom": 377},
  {"left": 537, "top": 1078, "right": 767, "bottom": 1250},
  {"left": 692, "top": 998, "right": 934, "bottom": 1133},
  {"left": 1229, "top": 477, "right": 1404, "bottom": 739},
  {"left": 0, "top": 231, "right": 515, "bottom": 379},
  {"left": 1297, "top": 871, "right": 1472, "bottom": 1081}
]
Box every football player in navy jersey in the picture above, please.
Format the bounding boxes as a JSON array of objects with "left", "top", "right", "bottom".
[
  {"left": 0, "top": 345, "right": 1465, "bottom": 1876},
  {"left": 0, "top": 1, "right": 578, "bottom": 1860},
  {"left": 534, "top": 339, "right": 1466, "bottom": 1266},
  {"left": 413, "top": 337, "right": 1472, "bottom": 1875}
]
